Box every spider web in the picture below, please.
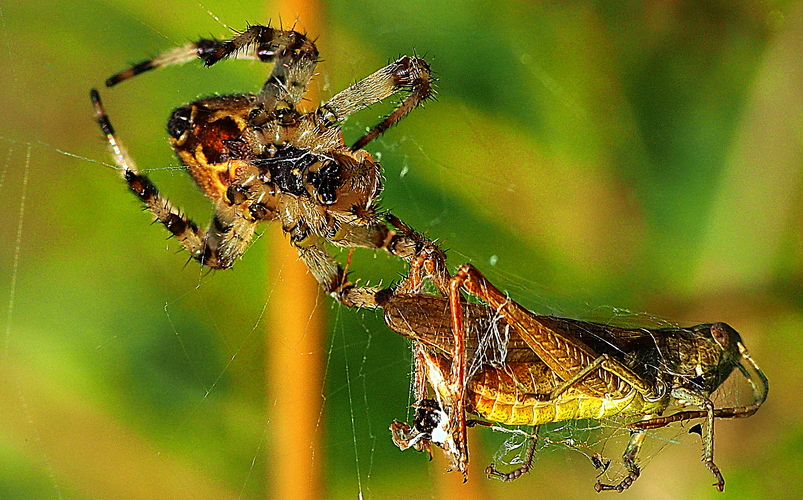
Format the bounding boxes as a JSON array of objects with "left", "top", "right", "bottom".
[{"left": 0, "top": 1, "right": 789, "bottom": 499}]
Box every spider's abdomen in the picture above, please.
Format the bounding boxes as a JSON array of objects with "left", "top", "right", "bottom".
[{"left": 167, "top": 95, "right": 257, "bottom": 203}]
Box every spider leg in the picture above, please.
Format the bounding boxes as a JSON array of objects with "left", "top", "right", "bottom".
[
  {"left": 106, "top": 25, "right": 320, "bottom": 110},
  {"left": 280, "top": 212, "right": 423, "bottom": 307},
  {"left": 91, "top": 89, "right": 258, "bottom": 269},
  {"left": 382, "top": 213, "right": 451, "bottom": 296},
  {"left": 316, "top": 56, "right": 434, "bottom": 150},
  {"left": 202, "top": 25, "right": 319, "bottom": 108},
  {"left": 91, "top": 89, "right": 206, "bottom": 261},
  {"left": 105, "top": 39, "right": 224, "bottom": 87},
  {"left": 316, "top": 211, "right": 443, "bottom": 308}
]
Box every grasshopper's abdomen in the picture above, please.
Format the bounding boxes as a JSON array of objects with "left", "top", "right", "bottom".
[{"left": 466, "top": 361, "right": 668, "bottom": 426}]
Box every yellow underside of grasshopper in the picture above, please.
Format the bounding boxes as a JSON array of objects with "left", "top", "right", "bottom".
[{"left": 423, "top": 351, "right": 670, "bottom": 427}]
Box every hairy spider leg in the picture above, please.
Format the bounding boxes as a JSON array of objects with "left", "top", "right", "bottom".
[
  {"left": 320, "top": 55, "right": 434, "bottom": 151},
  {"left": 90, "top": 89, "right": 214, "bottom": 264},
  {"left": 296, "top": 55, "right": 435, "bottom": 301},
  {"left": 201, "top": 25, "right": 320, "bottom": 110},
  {"left": 106, "top": 25, "right": 434, "bottom": 149},
  {"left": 105, "top": 39, "right": 226, "bottom": 87},
  {"left": 288, "top": 51, "right": 434, "bottom": 301},
  {"left": 105, "top": 25, "right": 314, "bottom": 89}
]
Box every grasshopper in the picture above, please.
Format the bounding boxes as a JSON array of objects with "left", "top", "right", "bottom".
[{"left": 378, "top": 219, "right": 768, "bottom": 491}]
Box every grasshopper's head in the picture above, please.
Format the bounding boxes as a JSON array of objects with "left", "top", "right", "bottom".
[
  {"left": 666, "top": 322, "right": 742, "bottom": 396},
  {"left": 675, "top": 322, "right": 768, "bottom": 416},
  {"left": 700, "top": 322, "right": 744, "bottom": 393}
]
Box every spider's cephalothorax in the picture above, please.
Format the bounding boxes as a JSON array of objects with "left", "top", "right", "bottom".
[{"left": 92, "top": 25, "right": 432, "bottom": 303}]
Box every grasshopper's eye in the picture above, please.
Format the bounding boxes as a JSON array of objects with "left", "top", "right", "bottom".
[{"left": 710, "top": 322, "right": 732, "bottom": 350}]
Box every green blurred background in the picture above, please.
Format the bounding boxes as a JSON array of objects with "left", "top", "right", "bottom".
[{"left": 0, "top": 0, "right": 800, "bottom": 498}]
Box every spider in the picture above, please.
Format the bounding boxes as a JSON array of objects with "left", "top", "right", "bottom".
[{"left": 91, "top": 25, "right": 432, "bottom": 306}]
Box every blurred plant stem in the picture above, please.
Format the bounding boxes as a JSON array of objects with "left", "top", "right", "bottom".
[{"left": 265, "top": 4, "right": 325, "bottom": 500}]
